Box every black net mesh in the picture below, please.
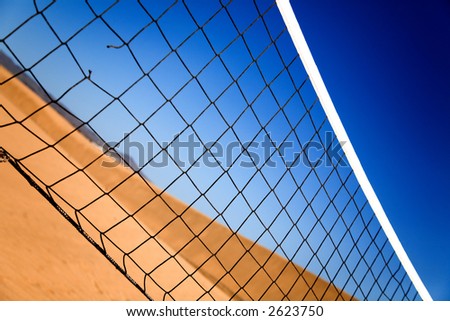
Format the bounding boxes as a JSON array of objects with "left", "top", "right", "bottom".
[{"left": 0, "top": 0, "right": 420, "bottom": 300}]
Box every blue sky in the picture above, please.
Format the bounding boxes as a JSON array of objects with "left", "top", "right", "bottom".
[
  {"left": 292, "top": 0, "right": 450, "bottom": 300},
  {"left": 1, "top": 0, "right": 448, "bottom": 300}
]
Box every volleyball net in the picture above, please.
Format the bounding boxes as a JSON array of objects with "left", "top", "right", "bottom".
[{"left": 0, "top": 0, "right": 430, "bottom": 300}]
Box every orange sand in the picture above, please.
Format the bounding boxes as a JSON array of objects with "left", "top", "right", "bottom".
[
  {"left": 0, "top": 66, "right": 351, "bottom": 300},
  {"left": 0, "top": 163, "right": 145, "bottom": 300}
]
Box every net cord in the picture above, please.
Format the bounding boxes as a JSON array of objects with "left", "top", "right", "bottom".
[{"left": 275, "top": 0, "right": 432, "bottom": 301}]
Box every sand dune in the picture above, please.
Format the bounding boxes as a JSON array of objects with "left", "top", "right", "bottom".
[{"left": 0, "top": 65, "right": 352, "bottom": 300}]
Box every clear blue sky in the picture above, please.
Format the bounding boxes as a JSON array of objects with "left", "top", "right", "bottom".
[
  {"left": 292, "top": 0, "right": 450, "bottom": 300},
  {"left": 1, "top": 0, "right": 448, "bottom": 300}
]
